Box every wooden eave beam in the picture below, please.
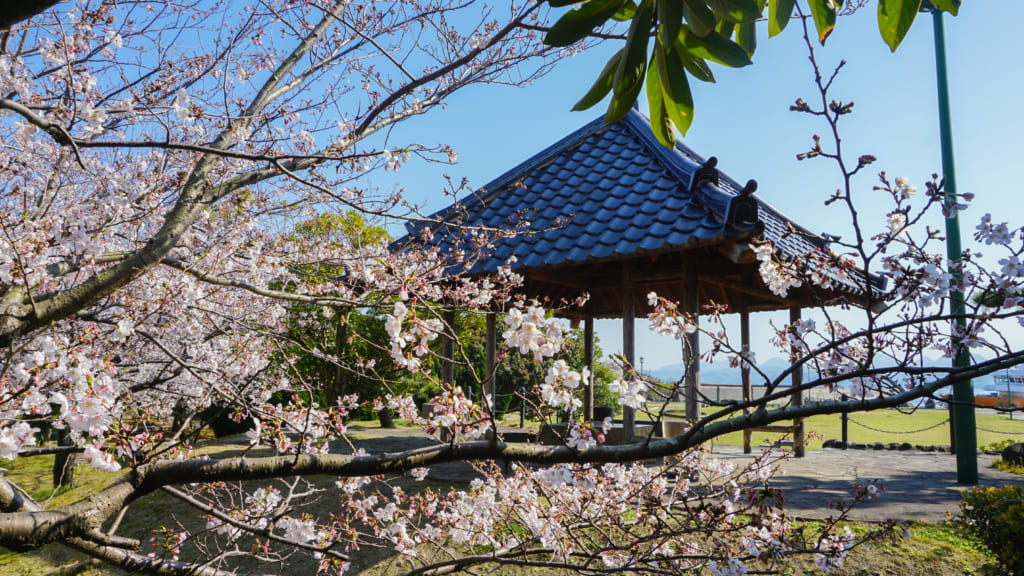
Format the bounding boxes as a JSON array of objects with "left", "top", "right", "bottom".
[{"left": 699, "top": 273, "right": 790, "bottom": 305}]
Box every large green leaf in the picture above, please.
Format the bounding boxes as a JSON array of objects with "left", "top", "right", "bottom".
[
  {"left": 708, "top": 0, "right": 760, "bottom": 23},
  {"left": 929, "top": 0, "right": 960, "bottom": 15},
  {"left": 716, "top": 19, "right": 735, "bottom": 38},
  {"left": 680, "top": 26, "right": 752, "bottom": 68},
  {"left": 646, "top": 55, "right": 676, "bottom": 147},
  {"left": 657, "top": 0, "right": 684, "bottom": 49},
  {"left": 606, "top": 0, "right": 654, "bottom": 123},
  {"left": 878, "top": 0, "right": 922, "bottom": 52},
  {"left": 807, "top": 0, "right": 837, "bottom": 44},
  {"left": 768, "top": 0, "right": 795, "bottom": 37},
  {"left": 737, "top": 20, "right": 756, "bottom": 56},
  {"left": 572, "top": 48, "right": 624, "bottom": 111},
  {"left": 683, "top": 0, "right": 716, "bottom": 37},
  {"left": 656, "top": 38, "right": 695, "bottom": 135},
  {"left": 545, "top": 0, "right": 625, "bottom": 47},
  {"left": 726, "top": 0, "right": 762, "bottom": 22},
  {"left": 613, "top": 0, "right": 639, "bottom": 20},
  {"left": 676, "top": 44, "right": 715, "bottom": 83},
  {"left": 736, "top": 0, "right": 763, "bottom": 54}
]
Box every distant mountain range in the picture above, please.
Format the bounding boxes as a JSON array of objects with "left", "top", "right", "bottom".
[
  {"left": 649, "top": 357, "right": 794, "bottom": 387},
  {"left": 648, "top": 356, "right": 1002, "bottom": 393}
]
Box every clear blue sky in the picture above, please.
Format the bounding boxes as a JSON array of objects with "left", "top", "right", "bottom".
[{"left": 382, "top": 3, "right": 1024, "bottom": 374}]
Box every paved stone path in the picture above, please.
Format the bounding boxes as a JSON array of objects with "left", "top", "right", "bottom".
[
  {"left": 712, "top": 445, "right": 1023, "bottom": 521},
  {"left": 342, "top": 425, "right": 1024, "bottom": 523}
]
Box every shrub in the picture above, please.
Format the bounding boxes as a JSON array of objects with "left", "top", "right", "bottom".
[
  {"left": 993, "top": 459, "right": 1024, "bottom": 475},
  {"left": 197, "top": 403, "right": 255, "bottom": 438},
  {"left": 981, "top": 439, "right": 1017, "bottom": 453},
  {"left": 958, "top": 485, "right": 1024, "bottom": 575}
]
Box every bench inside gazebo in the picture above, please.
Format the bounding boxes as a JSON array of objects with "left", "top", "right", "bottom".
[{"left": 401, "top": 109, "right": 883, "bottom": 456}]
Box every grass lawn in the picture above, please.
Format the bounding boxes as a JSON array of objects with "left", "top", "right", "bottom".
[
  {"left": 608, "top": 401, "right": 1024, "bottom": 451},
  {"left": 711, "top": 409, "right": 1024, "bottom": 451},
  {"left": 502, "top": 404, "right": 1024, "bottom": 451}
]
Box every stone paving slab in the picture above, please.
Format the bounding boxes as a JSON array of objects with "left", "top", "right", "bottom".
[
  {"left": 342, "top": 425, "right": 1024, "bottom": 523},
  {"left": 711, "top": 445, "right": 1024, "bottom": 522}
]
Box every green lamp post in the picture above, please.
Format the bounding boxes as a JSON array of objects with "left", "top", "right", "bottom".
[{"left": 923, "top": 2, "right": 977, "bottom": 484}]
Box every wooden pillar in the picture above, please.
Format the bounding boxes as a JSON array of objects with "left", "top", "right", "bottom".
[
  {"left": 485, "top": 312, "right": 497, "bottom": 415},
  {"left": 622, "top": 262, "right": 636, "bottom": 442},
  {"left": 790, "top": 306, "right": 805, "bottom": 458},
  {"left": 442, "top": 309, "right": 456, "bottom": 390},
  {"left": 683, "top": 258, "right": 701, "bottom": 423},
  {"left": 741, "top": 308, "right": 752, "bottom": 454},
  {"left": 584, "top": 315, "right": 595, "bottom": 422}
]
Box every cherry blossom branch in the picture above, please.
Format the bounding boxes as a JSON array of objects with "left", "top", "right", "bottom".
[
  {"left": 354, "top": 2, "right": 543, "bottom": 136},
  {"left": 66, "top": 535, "right": 265, "bottom": 576},
  {"left": 160, "top": 486, "right": 351, "bottom": 562},
  {"left": 0, "top": 3, "right": 351, "bottom": 340},
  {"left": 0, "top": 98, "right": 85, "bottom": 167},
  {"left": 4, "top": 348, "right": 1013, "bottom": 551}
]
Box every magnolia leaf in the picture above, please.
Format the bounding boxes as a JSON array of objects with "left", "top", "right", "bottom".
[
  {"left": 646, "top": 57, "right": 676, "bottom": 147},
  {"left": 676, "top": 44, "right": 716, "bottom": 83},
  {"left": 613, "top": 0, "right": 639, "bottom": 20},
  {"left": 657, "top": 0, "right": 684, "bottom": 49},
  {"left": 656, "top": 39, "right": 695, "bottom": 136},
  {"left": 723, "top": 0, "right": 762, "bottom": 22},
  {"left": 683, "top": 0, "right": 717, "bottom": 37},
  {"left": 878, "top": 0, "right": 922, "bottom": 52},
  {"left": 607, "top": 0, "right": 654, "bottom": 122},
  {"left": 716, "top": 18, "right": 735, "bottom": 38},
  {"left": 572, "top": 48, "right": 625, "bottom": 111},
  {"left": 737, "top": 20, "right": 757, "bottom": 57},
  {"left": 928, "top": 0, "right": 960, "bottom": 15},
  {"left": 768, "top": 0, "right": 796, "bottom": 37},
  {"left": 807, "top": 0, "right": 837, "bottom": 44},
  {"left": 545, "top": 0, "right": 625, "bottom": 47},
  {"left": 681, "top": 26, "right": 752, "bottom": 68}
]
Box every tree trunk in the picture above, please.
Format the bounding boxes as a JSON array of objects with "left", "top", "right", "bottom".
[
  {"left": 324, "top": 308, "right": 350, "bottom": 407},
  {"left": 52, "top": 427, "right": 75, "bottom": 488},
  {"left": 377, "top": 408, "right": 395, "bottom": 429}
]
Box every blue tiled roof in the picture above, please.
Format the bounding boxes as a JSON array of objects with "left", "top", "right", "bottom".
[{"left": 401, "top": 109, "right": 878, "bottom": 298}]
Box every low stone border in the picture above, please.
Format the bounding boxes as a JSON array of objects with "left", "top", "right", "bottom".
[
  {"left": 821, "top": 439, "right": 1009, "bottom": 455},
  {"left": 822, "top": 439, "right": 952, "bottom": 452}
]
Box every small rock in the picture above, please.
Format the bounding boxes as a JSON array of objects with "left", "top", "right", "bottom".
[
  {"left": 898, "top": 442, "right": 913, "bottom": 451},
  {"left": 871, "top": 442, "right": 886, "bottom": 450},
  {"left": 887, "top": 442, "right": 900, "bottom": 450},
  {"left": 823, "top": 439, "right": 839, "bottom": 449},
  {"left": 1002, "top": 443, "right": 1024, "bottom": 466},
  {"left": 851, "top": 442, "right": 867, "bottom": 450},
  {"left": 935, "top": 445, "right": 949, "bottom": 453}
]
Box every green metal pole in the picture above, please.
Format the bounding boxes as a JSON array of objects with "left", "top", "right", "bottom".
[{"left": 932, "top": 9, "right": 977, "bottom": 484}]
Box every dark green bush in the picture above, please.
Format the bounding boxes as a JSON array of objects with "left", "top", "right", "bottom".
[
  {"left": 958, "top": 484, "right": 1024, "bottom": 575},
  {"left": 981, "top": 439, "right": 1017, "bottom": 453},
  {"left": 197, "top": 403, "right": 254, "bottom": 438}
]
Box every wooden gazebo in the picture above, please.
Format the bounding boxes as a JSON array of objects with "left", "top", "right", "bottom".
[{"left": 400, "top": 109, "right": 883, "bottom": 455}]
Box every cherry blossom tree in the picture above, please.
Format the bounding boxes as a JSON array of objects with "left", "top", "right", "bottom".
[{"left": 1, "top": 2, "right": 1022, "bottom": 576}]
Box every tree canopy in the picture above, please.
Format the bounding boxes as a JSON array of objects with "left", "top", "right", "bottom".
[{"left": 545, "top": 0, "right": 961, "bottom": 145}]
